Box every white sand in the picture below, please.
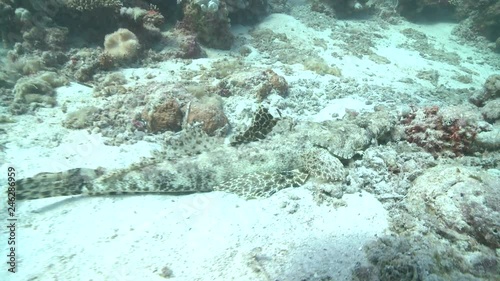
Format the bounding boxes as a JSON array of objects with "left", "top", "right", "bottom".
[{"left": 2, "top": 188, "right": 387, "bottom": 280}]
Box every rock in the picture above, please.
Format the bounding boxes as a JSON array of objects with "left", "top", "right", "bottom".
[
  {"left": 144, "top": 99, "right": 183, "bottom": 133},
  {"left": 406, "top": 165, "right": 500, "bottom": 249},
  {"left": 475, "top": 127, "right": 500, "bottom": 150},
  {"left": 186, "top": 98, "right": 228, "bottom": 136},
  {"left": 470, "top": 74, "right": 500, "bottom": 106},
  {"left": 63, "top": 106, "right": 100, "bottom": 129},
  {"left": 481, "top": 99, "right": 500, "bottom": 122}
]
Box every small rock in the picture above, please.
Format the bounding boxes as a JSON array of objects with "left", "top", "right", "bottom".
[
  {"left": 475, "top": 128, "right": 500, "bottom": 150},
  {"left": 186, "top": 98, "right": 228, "bottom": 136},
  {"left": 144, "top": 99, "right": 183, "bottom": 133}
]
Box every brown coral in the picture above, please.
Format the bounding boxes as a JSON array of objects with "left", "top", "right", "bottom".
[
  {"left": 144, "top": 99, "right": 183, "bottom": 133},
  {"left": 402, "top": 105, "right": 478, "bottom": 156},
  {"left": 186, "top": 99, "right": 228, "bottom": 136}
]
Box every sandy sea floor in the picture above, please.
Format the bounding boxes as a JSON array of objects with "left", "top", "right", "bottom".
[{"left": 0, "top": 4, "right": 499, "bottom": 281}]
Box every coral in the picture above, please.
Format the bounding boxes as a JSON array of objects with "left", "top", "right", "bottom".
[
  {"left": 103, "top": 28, "right": 141, "bottom": 61},
  {"left": 65, "top": 0, "right": 122, "bottom": 12},
  {"left": 179, "top": 0, "right": 234, "bottom": 49},
  {"left": 119, "top": 7, "right": 148, "bottom": 22},
  {"left": 22, "top": 26, "right": 69, "bottom": 51},
  {"left": 143, "top": 9, "right": 165, "bottom": 28},
  {"left": 119, "top": 6, "right": 165, "bottom": 41},
  {"left": 14, "top": 7, "right": 30, "bottom": 22},
  {"left": 346, "top": 143, "right": 436, "bottom": 197},
  {"left": 364, "top": 162, "right": 500, "bottom": 281},
  {"left": 100, "top": 71, "right": 127, "bottom": 87},
  {"left": 185, "top": 98, "right": 229, "bottom": 136},
  {"left": 83, "top": 81, "right": 195, "bottom": 145},
  {"left": 8, "top": 55, "right": 45, "bottom": 75},
  {"left": 0, "top": 2, "right": 15, "bottom": 45},
  {"left": 401, "top": 105, "right": 479, "bottom": 156},
  {"left": 398, "top": 0, "right": 499, "bottom": 42},
  {"left": 97, "top": 52, "right": 116, "bottom": 70},
  {"left": 143, "top": 98, "right": 183, "bottom": 133},
  {"left": 59, "top": 0, "right": 122, "bottom": 43},
  {"left": 1, "top": 2, "right": 67, "bottom": 50},
  {"left": 364, "top": 236, "right": 429, "bottom": 281},
  {"left": 362, "top": 235, "right": 482, "bottom": 281},
  {"left": 9, "top": 71, "right": 68, "bottom": 114},
  {"left": 470, "top": 0, "right": 500, "bottom": 41},
  {"left": 44, "top": 27, "right": 69, "bottom": 49},
  {"left": 64, "top": 48, "right": 117, "bottom": 82},
  {"left": 1, "top": 4, "right": 31, "bottom": 47},
  {"left": 0, "top": 67, "right": 18, "bottom": 88},
  {"left": 63, "top": 106, "right": 100, "bottom": 129},
  {"left": 194, "top": 0, "right": 221, "bottom": 13}
]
